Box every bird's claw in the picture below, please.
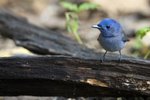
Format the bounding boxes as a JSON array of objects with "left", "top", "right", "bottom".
[
  {"left": 100, "top": 58, "right": 104, "bottom": 63},
  {"left": 118, "top": 58, "right": 121, "bottom": 63},
  {"left": 118, "top": 50, "right": 122, "bottom": 63},
  {"left": 100, "top": 51, "right": 107, "bottom": 63}
]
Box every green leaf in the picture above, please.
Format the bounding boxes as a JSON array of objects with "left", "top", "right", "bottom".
[
  {"left": 144, "top": 50, "right": 150, "bottom": 59},
  {"left": 71, "top": 19, "right": 78, "bottom": 33},
  {"left": 78, "top": 2, "right": 99, "bottom": 12},
  {"left": 61, "top": 1, "right": 78, "bottom": 12},
  {"left": 136, "top": 27, "right": 150, "bottom": 38},
  {"left": 64, "top": 12, "right": 82, "bottom": 44},
  {"left": 134, "top": 36, "right": 143, "bottom": 49},
  {"left": 73, "top": 32, "right": 83, "bottom": 44},
  {"left": 65, "top": 12, "right": 78, "bottom": 33},
  {"left": 65, "top": 13, "right": 71, "bottom": 32}
]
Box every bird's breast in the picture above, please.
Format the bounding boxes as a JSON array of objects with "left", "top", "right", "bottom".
[{"left": 98, "top": 35, "right": 125, "bottom": 52}]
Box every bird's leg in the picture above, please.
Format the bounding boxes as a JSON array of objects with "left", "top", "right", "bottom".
[
  {"left": 119, "top": 50, "right": 122, "bottom": 62},
  {"left": 101, "top": 51, "right": 107, "bottom": 62}
]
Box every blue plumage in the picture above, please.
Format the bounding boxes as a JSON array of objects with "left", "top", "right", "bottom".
[{"left": 92, "top": 18, "right": 129, "bottom": 62}]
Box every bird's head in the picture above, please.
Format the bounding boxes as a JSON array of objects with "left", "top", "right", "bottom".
[{"left": 92, "top": 18, "right": 122, "bottom": 37}]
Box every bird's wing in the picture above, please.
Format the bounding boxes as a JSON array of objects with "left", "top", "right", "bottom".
[{"left": 122, "top": 30, "right": 129, "bottom": 42}]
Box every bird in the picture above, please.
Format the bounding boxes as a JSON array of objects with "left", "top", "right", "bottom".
[{"left": 92, "top": 18, "right": 129, "bottom": 62}]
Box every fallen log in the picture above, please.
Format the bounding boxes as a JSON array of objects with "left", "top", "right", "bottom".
[
  {"left": 0, "top": 56, "right": 149, "bottom": 96},
  {"left": 0, "top": 11, "right": 99, "bottom": 59}
]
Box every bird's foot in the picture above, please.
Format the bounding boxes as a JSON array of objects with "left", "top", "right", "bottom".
[
  {"left": 101, "top": 51, "right": 107, "bottom": 63},
  {"left": 100, "top": 57, "right": 105, "bottom": 63},
  {"left": 118, "top": 50, "right": 122, "bottom": 63},
  {"left": 118, "top": 56, "right": 122, "bottom": 63},
  {"left": 100, "top": 58, "right": 104, "bottom": 63}
]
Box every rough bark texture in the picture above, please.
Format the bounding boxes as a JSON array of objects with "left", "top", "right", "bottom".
[{"left": 0, "top": 56, "right": 149, "bottom": 96}]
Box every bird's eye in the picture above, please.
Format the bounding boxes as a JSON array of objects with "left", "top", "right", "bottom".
[{"left": 106, "top": 25, "right": 110, "bottom": 29}]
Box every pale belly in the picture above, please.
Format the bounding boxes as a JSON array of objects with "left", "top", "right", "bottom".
[{"left": 98, "top": 35, "right": 125, "bottom": 52}]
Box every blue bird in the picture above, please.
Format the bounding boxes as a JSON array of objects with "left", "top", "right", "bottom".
[{"left": 92, "top": 18, "right": 129, "bottom": 62}]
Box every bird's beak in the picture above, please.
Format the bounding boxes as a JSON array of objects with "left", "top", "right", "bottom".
[{"left": 92, "top": 25, "right": 101, "bottom": 29}]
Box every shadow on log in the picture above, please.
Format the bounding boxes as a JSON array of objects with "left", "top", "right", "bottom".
[
  {"left": 0, "top": 56, "right": 149, "bottom": 96},
  {"left": 0, "top": 11, "right": 149, "bottom": 96}
]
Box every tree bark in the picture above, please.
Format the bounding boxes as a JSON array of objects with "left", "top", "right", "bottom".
[{"left": 0, "top": 56, "right": 149, "bottom": 96}]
